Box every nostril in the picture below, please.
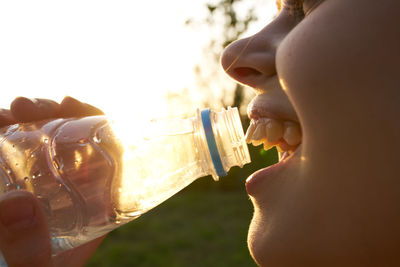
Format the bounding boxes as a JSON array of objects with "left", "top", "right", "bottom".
[{"left": 234, "top": 67, "right": 262, "bottom": 78}]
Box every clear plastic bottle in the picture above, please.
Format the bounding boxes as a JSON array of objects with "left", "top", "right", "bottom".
[{"left": 0, "top": 107, "right": 250, "bottom": 255}]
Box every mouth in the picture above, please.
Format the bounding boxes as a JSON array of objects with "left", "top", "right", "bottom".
[
  {"left": 244, "top": 114, "right": 302, "bottom": 193},
  {"left": 245, "top": 117, "right": 301, "bottom": 153}
]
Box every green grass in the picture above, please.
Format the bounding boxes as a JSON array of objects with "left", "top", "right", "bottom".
[
  {"left": 86, "top": 188, "right": 257, "bottom": 267},
  {"left": 86, "top": 144, "right": 278, "bottom": 266}
]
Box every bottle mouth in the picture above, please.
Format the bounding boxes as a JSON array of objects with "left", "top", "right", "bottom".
[
  {"left": 220, "top": 107, "right": 251, "bottom": 168},
  {"left": 200, "top": 107, "right": 251, "bottom": 180}
]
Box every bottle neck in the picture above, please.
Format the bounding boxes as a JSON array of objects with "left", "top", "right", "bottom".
[{"left": 194, "top": 107, "right": 251, "bottom": 181}]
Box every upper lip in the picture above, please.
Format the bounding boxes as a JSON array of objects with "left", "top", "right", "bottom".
[
  {"left": 238, "top": 74, "right": 300, "bottom": 123},
  {"left": 247, "top": 93, "right": 299, "bottom": 123}
]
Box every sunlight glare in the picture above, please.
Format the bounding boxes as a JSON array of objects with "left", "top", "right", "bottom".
[
  {"left": 0, "top": 0, "right": 206, "bottom": 124},
  {"left": 0, "top": 0, "right": 276, "bottom": 126}
]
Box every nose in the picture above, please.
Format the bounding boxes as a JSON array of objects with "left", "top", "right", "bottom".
[
  {"left": 220, "top": 11, "right": 296, "bottom": 89},
  {"left": 221, "top": 27, "right": 278, "bottom": 88}
]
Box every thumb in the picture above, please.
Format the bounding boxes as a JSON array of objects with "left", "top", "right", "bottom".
[{"left": 0, "top": 191, "right": 52, "bottom": 267}]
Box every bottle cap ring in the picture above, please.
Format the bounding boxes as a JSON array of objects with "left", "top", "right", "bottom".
[{"left": 201, "top": 109, "right": 227, "bottom": 177}]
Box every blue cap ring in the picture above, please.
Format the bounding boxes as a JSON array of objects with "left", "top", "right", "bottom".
[{"left": 201, "top": 109, "right": 227, "bottom": 177}]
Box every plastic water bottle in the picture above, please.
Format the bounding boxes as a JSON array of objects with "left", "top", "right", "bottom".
[{"left": 0, "top": 107, "right": 250, "bottom": 256}]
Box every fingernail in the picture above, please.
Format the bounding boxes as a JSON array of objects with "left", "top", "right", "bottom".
[
  {"left": 0, "top": 192, "right": 35, "bottom": 229},
  {"left": 61, "top": 96, "right": 104, "bottom": 116},
  {"left": 32, "top": 98, "right": 59, "bottom": 109}
]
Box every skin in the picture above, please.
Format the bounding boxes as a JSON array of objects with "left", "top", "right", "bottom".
[
  {"left": 221, "top": 0, "right": 400, "bottom": 266},
  {"left": 2, "top": 0, "right": 400, "bottom": 266},
  {"left": 0, "top": 96, "right": 105, "bottom": 266}
]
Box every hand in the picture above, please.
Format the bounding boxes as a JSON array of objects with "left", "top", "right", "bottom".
[{"left": 0, "top": 96, "right": 105, "bottom": 267}]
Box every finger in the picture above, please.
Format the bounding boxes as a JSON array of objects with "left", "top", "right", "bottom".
[
  {"left": 10, "top": 97, "right": 60, "bottom": 122},
  {"left": 60, "top": 96, "right": 104, "bottom": 118},
  {"left": 0, "top": 109, "right": 17, "bottom": 128},
  {"left": 0, "top": 191, "right": 52, "bottom": 267}
]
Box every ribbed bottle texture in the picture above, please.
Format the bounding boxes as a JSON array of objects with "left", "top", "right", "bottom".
[{"left": 0, "top": 107, "right": 250, "bottom": 255}]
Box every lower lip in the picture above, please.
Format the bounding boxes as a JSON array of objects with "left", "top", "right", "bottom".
[{"left": 245, "top": 148, "right": 299, "bottom": 195}]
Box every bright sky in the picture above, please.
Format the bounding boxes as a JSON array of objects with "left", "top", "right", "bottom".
[{"left": 0, "top": 0, "right": 277, "bottom": 124}]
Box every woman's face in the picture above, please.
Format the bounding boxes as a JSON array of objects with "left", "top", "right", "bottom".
[{"left": 222, "top": 0, "right": 400, "bottom": 265}]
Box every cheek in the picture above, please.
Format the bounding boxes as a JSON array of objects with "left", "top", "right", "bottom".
[
  {"left": 274, "top": 3, "right": 370, "bottom": 154},
  {"left": 275, "top": 23, "right": 341, "bottom": 136},
  {"left": 275, "top": 0, "right": 395, "bottom": 141}
]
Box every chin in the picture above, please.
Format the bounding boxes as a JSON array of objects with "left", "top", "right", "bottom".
[
  {"left": 247, "top": 210, "right": 279, "bottom": 267},
  {"left": 244, "top": 149, "right": 306, "bottom": 267},
  {"left": 247, "top": 214, "right": 267, "bottom": 266}
]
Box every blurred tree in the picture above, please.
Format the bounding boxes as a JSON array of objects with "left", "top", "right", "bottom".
[
  {"left": 185, "top": 0, "right": 279, "bottom": 191},
  {"left": 186, "top": 0, "right": 258, "bottom": 115}
]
